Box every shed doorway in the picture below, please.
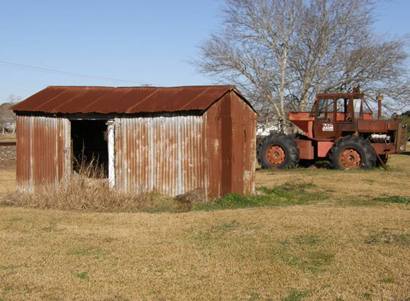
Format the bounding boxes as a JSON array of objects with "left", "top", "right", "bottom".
[{"left": 71, "top": 119, "right": 109, "bottom": 178}]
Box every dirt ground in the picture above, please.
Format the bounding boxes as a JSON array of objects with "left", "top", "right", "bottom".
[{"left": 0, "top": 153, "right": 409, "bottom": 300}]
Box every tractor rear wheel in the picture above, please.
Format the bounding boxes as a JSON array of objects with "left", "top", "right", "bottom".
[
  {"left": 257, "top": 134, "right": 299, "bottom": 169},
  {"left": 329, "top": 136, "right": 376, "bottom": 169}
]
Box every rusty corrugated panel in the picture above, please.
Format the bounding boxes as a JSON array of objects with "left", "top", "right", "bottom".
[
  {"left": 203, "top": 92, "right": 256, "bottom": 197},
  {"left": 12, "top": 85, "right": 254, "bottom": 114},
  {"left": 114, "top": 115, "right": 207, "bottom": 197},
  {"left": 230, "top": 92, "right": 257, "bottom": 194},
  {"left": 16, "top": 116, "right": 70, "bottom": 192}
]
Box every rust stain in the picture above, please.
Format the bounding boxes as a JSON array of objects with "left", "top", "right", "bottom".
[{"left": 16, "top": 116, "right": 70, "bottom": 192}]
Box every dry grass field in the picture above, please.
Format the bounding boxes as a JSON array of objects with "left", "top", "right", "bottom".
[{"left": 0, "top": 152, "right": 409, "bottom": 300}]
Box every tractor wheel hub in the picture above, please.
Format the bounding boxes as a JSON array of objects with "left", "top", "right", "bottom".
[
  {"left": 266, "top": 145, "right": 286, "bottom": 165},
  {"left": 340, "top": 148, "right": 361, "bottom": 168}
]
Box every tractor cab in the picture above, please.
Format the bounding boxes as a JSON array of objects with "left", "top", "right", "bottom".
[
  {"left": 288, "top": 88, "right": 381, "bottom": 140},
  {"left": 309, "top": 89, "right": 375, "bottom": 139},
  {"left": 312, "top": 90, "right": 374, "bottom": 122}
]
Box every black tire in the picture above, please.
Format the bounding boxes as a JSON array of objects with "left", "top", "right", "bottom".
[
  {"left": 329, "top": 136, "right": 377, "bottom": 169},
  {"left": 257, "top": 134, "right": 299, "bottom": 169}
]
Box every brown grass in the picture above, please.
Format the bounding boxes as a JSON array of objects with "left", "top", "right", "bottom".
[
  {"left": 0, "top": 152, "right": 409, "bottom": 300},
  {"left": 256, "top": 153, "right": 410, "bottom": 202},
  {"left": 1, "top": 160, "right": 188, "bottom": 213},
  {"left": 0, "top": 167, "right": 14, "bottom": 196},
  {"left": 0, "top": 206, "right": 409, "bottom": 300}
]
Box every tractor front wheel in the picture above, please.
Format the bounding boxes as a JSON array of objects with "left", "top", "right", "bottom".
[
  {"left": 329, "top": 136, "right": 376, "bottom": 169},
  {"left": 257, "top": 134, "right": 299, "bottom": 169}
]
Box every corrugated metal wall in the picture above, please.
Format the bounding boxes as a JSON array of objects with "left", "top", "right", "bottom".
[
  {"left": 204, "top": 92, "right": 256, "bottom": 197},
  {"left": 114, "top": 116, "right": 208, "bottom": 197},
  {"left": 16, "top": 116, "right": 71, "bottom": 192}
]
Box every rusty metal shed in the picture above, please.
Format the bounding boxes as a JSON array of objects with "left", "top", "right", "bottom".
[{"left": 13, "top": 85, "right": 257, "bottom": 199}]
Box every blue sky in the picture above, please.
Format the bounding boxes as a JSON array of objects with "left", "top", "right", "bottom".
[{"left": 0, "top": 0, "right": 409, "bottom": 102}]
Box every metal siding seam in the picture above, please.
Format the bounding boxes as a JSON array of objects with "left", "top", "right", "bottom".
[
  {"left": 131, "top": 118, "right": 136, "bottom": 193},
  {"left": 116, "top": 118, "right": 122, "bottom": 191},
  {"left": 125, "top": 119, "right": 130, "bottom": 193},
  {"left": 177, "top": 117, "right": 182, "bottom": 195},
  {"left": 138, "top": 118, "right": 143, "bottom": 193},
  {"left": 130, "top": 118, "right": 134, "bottom": 193},
  {"left": 203, "top": 115, "right": 208, "bottom": 201},
  {"left": 173, "top": 118, "right": 177, "bottom": 196},
  {"left": 138, "top": 118, "right": 143, "bottom": 194},
  {"left": 113, "top": 118, "right": 118, "bottom": 190},
  {"left": 186, "top": 117, "right": 191, "bottom": 191},
  {"left": 197, "top": 116, "right": 201, "bottom": 192},
  {"left": 158, "top": 118, "right": 163, "bottom": 194},
  {"left": 149, "top": 118, "right": 154, "bottom": 191},
  {"left": 29, "top": 116, "right": 33, "bottom": 192},
  {"left": 121, "top": 119, "right": 126, "bottom": 192},
  {"left": 55, "top": 118, "right": 59, "bottom": 187},
  {"left": 189, "top": 117, "right": 193, "bottom": 191},
  {"left": 143, "top": 118, "right": 147, "bottom": 193},
  {"left": 164, "top": 117, "right": 169, "bottom": 195}
]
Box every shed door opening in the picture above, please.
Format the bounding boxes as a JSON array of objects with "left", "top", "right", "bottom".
[{"left": 71, "top": 120, "right": 108, "bottom": 178}]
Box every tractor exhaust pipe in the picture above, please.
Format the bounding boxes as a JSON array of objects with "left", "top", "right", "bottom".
[{"left": 377, "top": 95, "right": 383, "bottom": 119}]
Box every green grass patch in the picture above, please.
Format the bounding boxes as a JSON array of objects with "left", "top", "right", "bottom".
[
  {"left": 275, "top": 250, "right": 334, "bottom": 273},
  {"left": 282, "top": 289, "right": 308, "bottom": 301},
  {"left": 373, "top": 195, "right": 410, "bottom": 205},
  {"left": 293, "top": 234, "right": 322, "bottom": 246},
  {"left": 274, "top": 234, "right": 333, "bottom": 273},
  {"left": 365, "top": 231, "right": 410, "bottom": 246},
  {"left": 190, "top": 220, "right": 241, "bottom": 246},
  {"left": 193, "top": 183, "right": 325, "bottom": 211},
  {"left": 67, "top": 246, "right": 106, "bottom": 258},
  {"left": 74, "top": 271, "right": 89, "bottom": 280},
  {"left": 381, "top": 276, "right": 394, "bottom": 284}
]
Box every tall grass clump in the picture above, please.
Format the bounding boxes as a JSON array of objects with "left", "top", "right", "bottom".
[{"left": 0, "top": 159, "right": 185, "bottom": 213}]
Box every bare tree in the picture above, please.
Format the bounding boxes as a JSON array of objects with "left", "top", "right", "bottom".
[{"left": 197, "top": 0, "right": 409, "bottom": 121}]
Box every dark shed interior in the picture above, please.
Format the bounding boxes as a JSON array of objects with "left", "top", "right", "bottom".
[{"left": 71, "top": 119, "right": 108, "bottom": 177}]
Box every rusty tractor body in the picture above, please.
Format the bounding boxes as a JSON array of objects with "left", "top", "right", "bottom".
[{"left": 257, "top": 89, "right": 408, "bottom": 169}]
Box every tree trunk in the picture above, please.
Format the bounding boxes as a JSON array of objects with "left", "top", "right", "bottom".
[{"left": 279, "top": 45, "right": 288, "bottom": 117}]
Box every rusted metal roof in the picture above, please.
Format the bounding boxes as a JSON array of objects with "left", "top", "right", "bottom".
[{"left": 13, "top": 85, "right": 253, "bottom": 114}]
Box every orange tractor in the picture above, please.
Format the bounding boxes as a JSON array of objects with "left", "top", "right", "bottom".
[{"left": 257, "top": 89, "right": 408, "bottom": 169}]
